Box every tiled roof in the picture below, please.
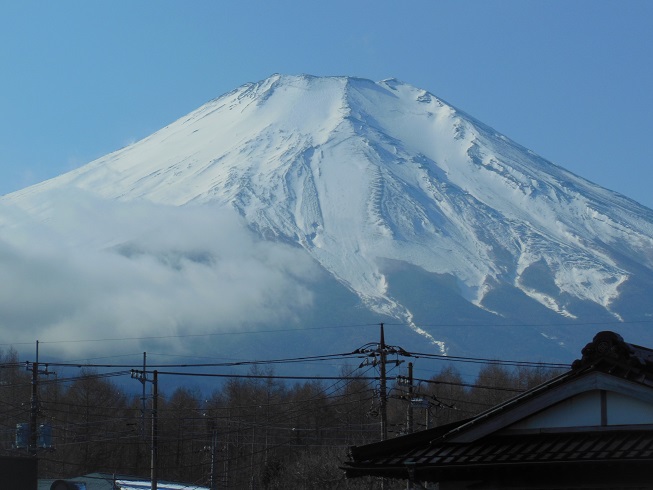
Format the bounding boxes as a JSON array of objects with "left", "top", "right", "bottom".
[
  {"left": 345, "top": 429, "right": 653, "bottom": 481},
  {"left": 350, "top": 429, "right": 653, "bottom": 470}
]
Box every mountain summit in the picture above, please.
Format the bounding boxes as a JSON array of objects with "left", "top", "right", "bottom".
[{"left": 4, "top": 74, "right": 653, "bottom": 360}]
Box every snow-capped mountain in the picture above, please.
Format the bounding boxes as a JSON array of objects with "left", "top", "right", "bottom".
[{"left": 3, "top": 74, "right": 653, "bottom": 362}]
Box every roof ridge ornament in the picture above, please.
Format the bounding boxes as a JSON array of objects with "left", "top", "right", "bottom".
[
  {"left": 572, "top": 330, "right": 652, "bottom": 375},
  {"left": 572, "top": 331, "right": 626, "bottom": 370}
]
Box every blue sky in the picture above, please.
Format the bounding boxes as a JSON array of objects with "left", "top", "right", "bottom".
[{"left": 1, "top": 1, "right": 652, "bottom": 206}]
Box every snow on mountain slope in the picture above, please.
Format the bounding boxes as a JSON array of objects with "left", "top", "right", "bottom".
[{"left": 4, "top": 74, "right": 653, "bottom": 355}]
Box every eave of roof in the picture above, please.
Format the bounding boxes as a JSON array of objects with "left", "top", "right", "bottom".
[{"left": 344, "top": 428, "right": 653, "bottom": 480}]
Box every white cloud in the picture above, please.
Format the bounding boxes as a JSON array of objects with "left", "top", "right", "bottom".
[{"left": 0, "top": 191, "right": 319, "bottom": 358}]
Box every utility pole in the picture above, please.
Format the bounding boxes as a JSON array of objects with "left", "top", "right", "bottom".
[
  {"left": 130, "top": 365, "right": 158, "bottom": 490},
  {"left": 29, "top": 341, "right": 39, "bottom": 457},
  {"left": 397, "top": 363, "right": 417, "bottom": 490},
  {"left": 209, "top": 426, "right": 218, "bottom": 490},
  {"left": 151, "top": 370, "right": 158, "bottom": 490},
  {"left": 141, "top": 352, "right": 147, "bottom": 438},
  {"left": 27, "top": 340, "right": 54, "bottom": 457},
  {"left": 407, "top": 362, "right": 414, "bottom": 435},
  {"left": 354, "top": 323, "right": 410, "bottom": 443},
  {"left": 379, "top": 323, "right": 388, "bottom": 441}
]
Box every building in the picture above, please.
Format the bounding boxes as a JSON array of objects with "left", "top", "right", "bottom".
[{"left": 343, "top": 331, "right": 653, "bottom": 489}]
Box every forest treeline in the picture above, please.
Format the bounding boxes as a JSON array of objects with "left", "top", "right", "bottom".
[{"left": 0, "top": 347, "right": 562, "bottom": 489}]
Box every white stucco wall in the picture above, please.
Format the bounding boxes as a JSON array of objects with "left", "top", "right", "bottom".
[{"left": 509, "top": 389, "right": 653, "bottom": 430}]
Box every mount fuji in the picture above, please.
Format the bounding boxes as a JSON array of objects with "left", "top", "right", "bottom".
[{"left": 2, "top": 74, "right": 653, "bottom": 365}]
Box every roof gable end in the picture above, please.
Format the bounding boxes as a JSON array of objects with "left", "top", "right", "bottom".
[{"left": 446, "top": 331, "right": 653, "bottom": 443}]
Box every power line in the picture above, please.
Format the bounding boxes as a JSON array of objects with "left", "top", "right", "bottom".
[
  {"left": 5, "top": 316, "right": 652, "bottom": 348},
  {"left": 39, "top": 352, "right": 362, "bottom": 369},
  {"left": 135, "top": 371, "right": 381, "bottom": 382},
  {"left": 413, "top": 376, "right": 525, "bottom": 393},
  {"left": 406, "top": 351, "right": 570, "bottom": 369},
  {"left": 23, "top": 351, "right": 569, "bottom": 372}
]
